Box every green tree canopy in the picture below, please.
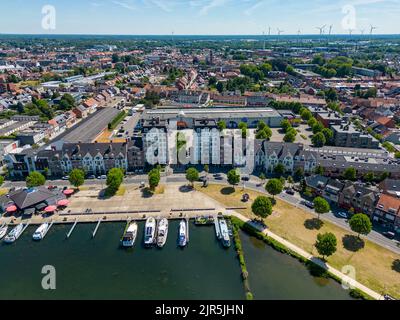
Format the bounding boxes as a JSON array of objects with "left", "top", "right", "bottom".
[
  {"left": 265, "top": 178, "right": 283, "bottom": 198},
  {"left": 217, "top": 120, "right": 227, "bottom": 131},
  {"left": 274, "top": 163, "right": 285, "bottom": 176},
  {"left": 349, "top": 213, "right": 372, "bottom": 238},
  {"left": 315, "top": 232, "right": 337, "bottom": 259},
  {"left": 313, "top": 196, "right": 330, "bottom": 219},
  {"left": 227, "top": 169, "right": 240, "bottom": 186},
  {"left": 343, "top": 167, "right": 357, "bottom": 181},
  {"left": 26, "top": 171, "right": 46, "bottom": 188},
  {"left": 312, "top": 132, "right": 326, "bottom": 147},
  {"left": 252, "top": 196, "right": 273, "bottom": 218},
  {"left": 148, "top": 168, "right": 161, "bottom": 191},
  {"left": 186, "top": 167, "right": 199, "bottom": 187},
  {"left": 106, "top": 168, "right": 124, "bottom": 196},
  {"left": 69, "top": 169, "right": 85, "bottom": 188}
]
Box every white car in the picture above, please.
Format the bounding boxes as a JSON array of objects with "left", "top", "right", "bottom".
[
  {"left": 337, "top": 212, "right": 348, "bottom": 219},
  {"left": 62, "top": 176, "right": 69, "bottom": 180}
]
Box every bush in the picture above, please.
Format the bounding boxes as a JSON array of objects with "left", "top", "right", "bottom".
[{"left": 108, "top": 111, "right": 126, "bottom": 130}]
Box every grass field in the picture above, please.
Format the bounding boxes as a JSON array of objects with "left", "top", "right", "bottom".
[{"left": 196, "top": 184, "right": 400, "bottom": 298}]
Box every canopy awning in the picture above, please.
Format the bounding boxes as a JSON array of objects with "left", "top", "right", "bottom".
[
  {"left": 44, "top": 205, "right": 57, "bottom": 212},
  {"left": 57, "top": 199, "right": 69, "bottom": 207},
  {"left": 6, "top": 205, "right": 17, "bottom": 213},
  {"left": 63, "top": 189, "right": 74, "bottom": 196}
]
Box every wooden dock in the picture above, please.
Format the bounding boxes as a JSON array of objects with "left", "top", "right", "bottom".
[
  {"left": 214, "top": 217, "right": 221, "bottom": 239},
  {"left": 185, "top": 217, "right": 190, "bottom": 243},
  {"left": 92, "top": 218, "right": 102, "bottom": 238},
  {"left": 42, "top": 221, "right": 54, "bottom": 239},
  {"left": 66, "top": 219, "right": 78, "bottom": 239}
]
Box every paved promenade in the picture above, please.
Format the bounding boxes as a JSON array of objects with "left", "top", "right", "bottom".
[{"left": 228, "top": 211, "right": 384, "bottom": 300}]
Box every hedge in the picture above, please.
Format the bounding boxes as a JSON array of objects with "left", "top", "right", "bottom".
[
  {"left": 228, "top": 216, "right": 373, "bottom": 300},
  {"left": 108, "top": 110, "right": 127, "bottom": 130}
]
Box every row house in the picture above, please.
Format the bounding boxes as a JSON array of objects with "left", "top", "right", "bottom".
[
  {"left": 5, "top": 140, "right": 144, "bottom": 178},
  {"left": 305, "top": 175, "right": 379, "bottom": 215},
  {"left": 255, "top": 142, "right": 400, "bottom": 178},
  {"left": 373, "top": 193, "right": 400, "bottom": 231}
]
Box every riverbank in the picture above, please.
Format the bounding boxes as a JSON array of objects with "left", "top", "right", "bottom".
[{"left": 197, "top": 184, "right": 395, "bottom": 300}]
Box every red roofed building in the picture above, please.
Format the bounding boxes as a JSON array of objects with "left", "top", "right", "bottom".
[{"left": 373, "top": 193, "right": 400, "bottom": 231}]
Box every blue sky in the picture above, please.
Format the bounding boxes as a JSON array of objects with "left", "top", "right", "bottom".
[{"left": 0, "top": 0, "right": 399, "bottom": 35}]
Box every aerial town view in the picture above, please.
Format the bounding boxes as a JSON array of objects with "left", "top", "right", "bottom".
[{"left": 0, "top": 0, "right": 400, "bottom": 308}]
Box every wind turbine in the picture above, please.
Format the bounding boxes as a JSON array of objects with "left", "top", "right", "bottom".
[
  {"left": 328, "top": 25, "right": 333, "bottom": 35},
  {"left": 277, "top": 28, "right": 284, "bottom": 36},
  {"left": 348, "top": 29, "right": 354, "bottom": 36},
  {"left": 316, "top": 24, "right": 326, "bottom": 35},
  {"left": 360, "top": 29, "right": 365, "bottom": 35},
  {"left": 268, "top": 26, "right": 271, "bottom": 36},
  {"left": 297, "top": 29, "right": 301, "bottom": 36},
  {"left": 370, "top": 25, "right": 377, "bottom": 35}
]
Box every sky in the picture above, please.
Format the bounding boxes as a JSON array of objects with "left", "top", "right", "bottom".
[{"left": 0, "top": 0, "right": 399, "bottom": 35}]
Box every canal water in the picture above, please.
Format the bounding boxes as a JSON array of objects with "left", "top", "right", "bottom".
[{"left": 0, "top": 221, "right": 352, "bottom": 300}]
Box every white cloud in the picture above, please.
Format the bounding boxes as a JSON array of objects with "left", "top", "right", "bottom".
[
  {"left": 112, "top": 0, "right": 136, "bottom": 11},
  {"left": 199, "top": 0, "right": 229, "bottom": 15}
]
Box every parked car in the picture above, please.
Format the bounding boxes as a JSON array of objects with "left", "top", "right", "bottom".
[
  {"left": 241, "top": 176, "right": 250, "bottom": 181},
  {"left": 140, "top": 181, "right": 145, "bottom": 188},
  {"left": 62, "top": 176, "right": 69, "bottom": 180},
  {"left": 97, "top": 175, "right": 107, "bottom": 180},
  {"left": 336, "top": 211, "right": 348, "bottom": 219},
  {"left": 383, "top": 231, "right": 396, "bottom": 240},
  {"left": 302, "top": 200, "right": 314, "bottom": 209},
  {"left": 285, "top": 188, "right": 295, "bottom": 195},
  {"left": 47, "top": 185, "right": 57, "bottom": 190},
  {"left": 87, "top": 175, "right": 96, "bottom": 179}
]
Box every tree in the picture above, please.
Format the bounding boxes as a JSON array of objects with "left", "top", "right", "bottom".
[
  {"left": 274, "top": 163, "right": 285, "bottom": 176},
  {"left": 265, "top": 178, "right": 283, "bottom": 198},
  {"left": 186, "top": 167, "right": 199, "bottom": 187},
  {"left": 0, "top": 175, "right": 4, "bottom": 186},
  {"left": 148, "top": 168, "right": 161, "bottom": 191},
  {"left": 313, "top": 197, "right": 330, "bottom": 220},
  {"left": 315, "top": 232, "right": 337, "bottom": 259},
  {"left": 259, "top": 173, "right": 266, "bottom": 183},
  {"left": 26, "top": 171, "right": 46, "bottom": 188},
  {"left": 363, "top": 172, "right": 375, "bottom": 183},
  {"left": 300, "top": 108, "right": 312, "bottom": 121},
  {"left": 284, "top": 130, "right": 297, "bottom": 143},
  {"left": 287, "top": 175, "right": 294, "bottom": 187},
  {"left": 280, "top": 119, "right": 292, "bottom": 133},
  {"left": 106, "top": 168, "right": 124, "bottom": 196},
  {"left": 251, "top": 196, "right": 273, "bottom": 218},
  {"left": 349, "top": 213, "right": 372, "bottom": 238},
  {"left": 204, "top": 164, "right": 209, "bottom": 175},
  {"left": 294, "top": 167, "right": 304, "bottom": 181},
  {"left": 217, "top": 120, "right": 226, "bottom": 131},
  {"left": 315, "top": 165, "right": 325, "bottom": 175},
  {"left": 343, "top": 167, "right": 357, "bottom": 181},
  {"left": 321, "top": 128, "right": 333, "bottom": 144},
  {"left": 227, "top": 169, "right": 240, "bottom": 187},
  {"left": 68, "top": 169, "right": 85, "bottom": 189},
  {"left": 312, "top": 132, "right": 326, "bottom": 147},
  {"left": 312, "top": 122, "right": 324, "bottom": 134},
  {"left": 307, "top": 117, "right": 317, "bottom": 128}
]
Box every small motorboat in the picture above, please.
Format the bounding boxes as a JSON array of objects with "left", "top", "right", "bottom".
[
  {"left": 121, "top": 222, "right": 138, "bottom": 247},
  {"left": 178, "top": 219, "right": 187, "bottom": 247},
  {"left": 156, "top": 218, "right": 168, "bottom": 248},
  {"left": 0, "top": 224, "right": 8, "bottom": 240}
]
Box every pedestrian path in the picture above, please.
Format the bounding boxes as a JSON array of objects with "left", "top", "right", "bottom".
[{"left": 228, "top": 211, "right": 383, "bottom": 300}]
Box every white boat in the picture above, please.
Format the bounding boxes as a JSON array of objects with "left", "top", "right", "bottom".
[
  {"left": 32, "top": 223, "right": 49, "bottom": 241},
  {"left": 4, "top": 224, "right": 24, "bottom": 243},
  {"left": 156, "top": 218, "right": 168, "bottom": 248},
  {"left": 178, "top": 219, "right": 187, "bottom": 247},
  {"left": 122, "top": 222, "right": 138, "bottom": 247},
  {"left": 144, "top": 217, "right": 156, "bottom": 246},
  {"left": 0, "top": 224, "right": 8, "bottom": 240},
  {"left": 219, "top": 219, "right": 231, "bottom": 248}
]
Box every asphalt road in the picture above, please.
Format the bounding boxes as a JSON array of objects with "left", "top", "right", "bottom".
[
  {"left": 61, "top": 107, "right": 121, "bottom": 143},
  {"left": 4, "top": 173, "right": 400, "bottom": 254}
]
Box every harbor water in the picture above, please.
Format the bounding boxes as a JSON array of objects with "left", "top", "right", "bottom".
[{"left": 0, "top": 221, "right": 353, "bottom": 300}]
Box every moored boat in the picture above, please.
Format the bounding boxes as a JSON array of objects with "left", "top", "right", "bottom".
[
  {"left": 178, "top": 219, "right": 187, "bottom": 247},
  {"left": 122, "top": 222, "right": 138, "bottom": 247},
  {"left": 32, "top": 223, "right": 49, "bottom": 241},
  {"left": 0, "top": 224, "right": 8, "bottom": 240},
  {"left": 219, "top": 218, "right": 231, "bottom": 248},
  {"left": 156, "top": 218, "right": 168, "bottom": 248},
  {"left": 144, "top": 217, "right": 156, "bottom": 246},
  {"left": 4, "top": 224, "right": 24, "bottom": 243}
]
